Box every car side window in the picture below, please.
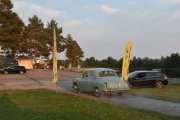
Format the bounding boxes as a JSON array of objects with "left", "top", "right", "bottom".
[
  {"left": 82, "top": 71, "right": 88, "bottom": 78},
  {"left": 14, "top": 66, "right": 18, "bottom": 69},
  {"left": 98, "top": 71, "right": 117, "bottom": 77},
  {"left": 152, "top": 72, "right": 161, "bottom": 77},
  {"left": 10, "top": 66, "right": 15, "bottom": 69},
  {"left": 146, "top": 72, "right": 154, "bottom": 78},
  {"left": 137, "top": 73, "right": 146, "bottom": 78},
  {"left": 89, "top": 71, "right": 95, "bottom": 78}
]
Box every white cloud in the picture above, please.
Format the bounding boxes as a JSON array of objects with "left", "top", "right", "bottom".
[
  {"left": 100, "top": 4, "right": 120, "bottom": 15},
  {"left": 170, "top": 11, "right": 180, "bottom": 20},
  {"left": 82, "top": 5, "right": 90, "bottom": 9},
  {"left": 63, "top": 20, "right": 82, "bottom": 28},
  {"left": 12, "top": 0, "right": 64, "bottom": 22},
  {"left": 128, "top": 1, "right": 137, "bottom": 6},
  {"left": 159, "top": 0, "right": 180, "bottom": 4},
  {"left": 32, "top": 5, "right": 64, "bottom": 17}
]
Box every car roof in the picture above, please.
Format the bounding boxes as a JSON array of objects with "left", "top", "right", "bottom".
[
  {"left": 132, "top": 70, "right": 161, "bottom": 73},
  {"left": 86, "top": 68, "right": 116, "bottom": 72}
]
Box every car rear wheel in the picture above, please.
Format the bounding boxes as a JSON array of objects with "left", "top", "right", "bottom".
[
  {"left": 94, "top": 88, "right": 101, "bottom": 97},
  {"left": 155, "top": 81, "right": 162, "bottom": 88},
  {"left": 128, "top": 83, "right": 133, "bottom": 88},
  {"left": 73, "top": 84, "right": 79, "bottom": 93},
  {"left": 117, "top": 92, "right": 123, "bottom": 96}
]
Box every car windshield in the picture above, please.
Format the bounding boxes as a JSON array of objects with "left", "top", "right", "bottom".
[{"left": 98, "top": 70, "right": 117, "bottom": 77}]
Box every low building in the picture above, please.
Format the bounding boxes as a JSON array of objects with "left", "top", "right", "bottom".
[{"left": 17, "top": 56, "right": 34, "bottom": 69}]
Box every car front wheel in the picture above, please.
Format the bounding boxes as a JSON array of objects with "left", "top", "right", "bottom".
[
  {"left": 94, "top": 88, "right": 101, "bottom": 97},
  {"left": 155, "top": 81, "right": 163, "bottom": 88},
  {"left": 162, "top": 80, "right": 168, "bottom": 85},
  {"left": 73, "top": 84, "right": 79, "bottom": 93}
]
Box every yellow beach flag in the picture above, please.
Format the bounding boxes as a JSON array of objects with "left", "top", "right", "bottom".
[
  {"left": 122, "top": 40, "right": 133, "bottom": 80},
  {"left": 52, "top": 27, "right": 58, "bottom": 84}
]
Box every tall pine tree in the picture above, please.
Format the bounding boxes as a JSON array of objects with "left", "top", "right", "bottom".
[
  {"left": 45, "top": 19, "right": 66, "bottom": 53},
  {"left": 66, "top": 34, "right": 84, "bottom": 67},
  {"left": 0, "top": 0, "right": 24, "bottom": 56},
  {"left": 25, "top": 15, "right": 48, "bottom": 56}
]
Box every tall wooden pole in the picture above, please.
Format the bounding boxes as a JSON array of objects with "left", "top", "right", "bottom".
[{"left": 52, "top": 27, "right": 58, "bottom": 84}]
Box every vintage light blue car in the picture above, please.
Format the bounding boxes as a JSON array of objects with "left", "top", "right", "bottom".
[{"left": 73, "top": 68, "right": 129, "bottom": 96}]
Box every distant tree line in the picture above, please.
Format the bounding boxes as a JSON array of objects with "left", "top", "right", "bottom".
[
  {"left": 0, "top": 0, "right": 84, "bottom": 67},
  {"left": 82, "top": 53, "right": 180, "bottom": 78}
]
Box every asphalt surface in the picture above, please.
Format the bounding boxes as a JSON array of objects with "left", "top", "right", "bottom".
[{"left": 0, "top": 69, "right": 180, "bottom": 117}]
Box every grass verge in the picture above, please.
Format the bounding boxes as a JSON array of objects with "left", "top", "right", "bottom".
[
  {"left": 130, "top": 85, "right": 180, "bottom": 103},
  {"left": 0, "top": 89, "right": 179, "bottom": 120}
]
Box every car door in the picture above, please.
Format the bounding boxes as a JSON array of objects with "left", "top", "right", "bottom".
[
  {"left": 87, "top": 70, "right": 97, "bottom": 91},
  {"left": 151, "top": 72, "right": 164, "bottom": 84},
  {"left": 7, "top": 66, "right": 16, "bottom": 73},
  {"left": 134, "top": 72, "right": 146, "bottom": 86},
  {"left": 13, "top": 66, "right": 20, "bottom": 73},
  {"left": 143, "top": 72, "right": 154, "bottom": 86},
  {"left": 79, "top": 71, "right": 90, "bottom": 92}
]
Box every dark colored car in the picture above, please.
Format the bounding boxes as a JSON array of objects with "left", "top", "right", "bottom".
[
  {"left": 128, "top": 71, "right": 168, "bottom": 88},
  {"left": 0, "top": 66, "right": 26, "bottom": 74}
]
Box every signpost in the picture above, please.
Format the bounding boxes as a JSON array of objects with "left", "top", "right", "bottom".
[
  {"left": 52, "top": 27, "right": 58, "bottom": 85},
  {"left": 122, "top": 40, "right": 133, "bottom": 80}
]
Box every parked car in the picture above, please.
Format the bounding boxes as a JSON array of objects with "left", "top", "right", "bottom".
[
  {"left": 128, "top": 71, "right": 168, "bottom": 88},
  {"left": 0, "top": 65, "right": 26, "bottom": 74},
  {"left": 73, "top": 68, "right": 129, "bottom": 97}
]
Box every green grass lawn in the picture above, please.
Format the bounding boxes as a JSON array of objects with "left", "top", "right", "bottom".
[
  {"left": 130, "top": 85, "right": 180, "bottom": 103},
  {"left": 0, "top": 89, "right": 179, "bottom": 120}
]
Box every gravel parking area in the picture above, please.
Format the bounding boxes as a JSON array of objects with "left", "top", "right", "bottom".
[{"left": 0, "top": 69, "right": 80, "bottom": 90}]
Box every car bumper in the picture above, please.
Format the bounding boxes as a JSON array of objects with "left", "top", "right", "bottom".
[{"left": 103, "top": 87, "right": 129, "bottom": 92}]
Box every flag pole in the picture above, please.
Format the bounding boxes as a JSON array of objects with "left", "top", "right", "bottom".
[{"left": 52, "top": 27, "right": 59, "bottom": 90}]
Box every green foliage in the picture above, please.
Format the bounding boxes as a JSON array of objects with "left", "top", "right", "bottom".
[
  {"left": 0, "top": 0, "right": 13, "bottom": 11},
  {"left": 21, "top": 17, "right": 69, "bottom": 57},
  {"left": 0, "top": 90, "right": 179, "bottom": 120},
  {"left": 66, "top": 34, "right": 84, "bottom": 67},
  {"left": 83, "top": 53, "right": 180, "bottom": 77},
  {"left": 45, "top": 19, "right": 66, "bottom": 53},
  {"left": 23, "top": 15, "right": 48, "bottom": 56},
  {"left": 82, "top": 57, "right": 122, "bottom": 69},
  {"left": 0, "top": 1, "right": 84, "bottom": 59},
  {"left": 0, "top": 56, "right": 16, "bottom": 67},
  {"left": 0, "top": 0, "right": 24, "bottom": 56}
]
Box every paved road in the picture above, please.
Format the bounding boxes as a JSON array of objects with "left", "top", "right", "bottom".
[
  {"left": 103, "top": 95, "right": 180, "bottom": 117},
  {"left": 169, "top": 78, "right": 180, "bottom": 85},
  {"left": 0, "top": 69, "right": 80, "bottom": 90},
  {"left": 0, "top": 70, "right": 180, "bottom": 117}
]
